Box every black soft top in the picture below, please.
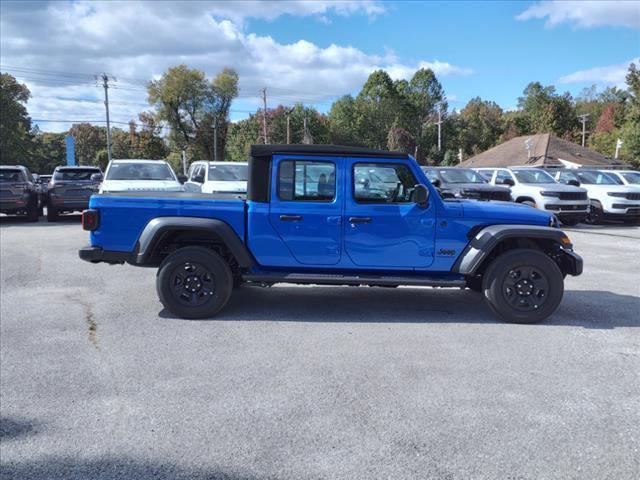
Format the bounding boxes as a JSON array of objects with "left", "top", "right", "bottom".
[
  {"left": 248, "top": 144, "right": 409, "bottom": 202},
  {"left": 250, "top": 144, "right": 408, "bottom": 159}
]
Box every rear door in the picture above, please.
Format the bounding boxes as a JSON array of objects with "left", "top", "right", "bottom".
[
  {"left": 343, "top": 160, "right": 435, "bottom": 268},
  {"left": 268, "top": 156, "right": 342, "bottom": 265}
]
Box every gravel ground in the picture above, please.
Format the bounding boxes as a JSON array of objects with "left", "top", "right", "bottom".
[{"left": 1, "top": 216, "right": 639, "bottom": 479}]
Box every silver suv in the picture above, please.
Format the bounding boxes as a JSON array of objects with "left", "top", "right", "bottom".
[{"left": 475, "top": 167, "right": 589, "bottom": 226}]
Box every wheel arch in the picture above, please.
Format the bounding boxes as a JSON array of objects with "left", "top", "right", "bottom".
[
  {"left": 452, "top": 225, "right": 580, "bottom": 277},
  {"left": 515, "top": 196, "right": 536, "bottom": 204},
  {"left": 135, "top": 217, "right": 255, "bottom": 269}
]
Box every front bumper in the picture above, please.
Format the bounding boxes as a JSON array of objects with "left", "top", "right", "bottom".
[
  {"left": 79, "top": 246, "right": 130, "bottom": 264},
  {"left": 560, "top": 250, "right": 583, "bottom": 276}
]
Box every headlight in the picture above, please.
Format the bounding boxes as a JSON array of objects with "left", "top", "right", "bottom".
[
  {"left": 607, "top": 192, "right": 627, "bottom": 197},
  {"left": 540, "top": 191, "right": 560, "bottom": 197}
]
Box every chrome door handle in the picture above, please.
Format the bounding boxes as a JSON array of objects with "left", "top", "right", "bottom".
[
  {"left": 348, "top": 217, "right": 372, "bottom": 224},
  {"left": 280, "top": 214, "right": 302, "bottom": 221}
]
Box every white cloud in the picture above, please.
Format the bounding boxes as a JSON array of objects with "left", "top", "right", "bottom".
[
  {"left": 0, "top": 0, "right": 471, "bottom": 132},
  {"left": 517, "top": 1, "right": 640, "bottom": 29},
  {"left": 558, "top": 57, "right": 639, "bottom": 88}
]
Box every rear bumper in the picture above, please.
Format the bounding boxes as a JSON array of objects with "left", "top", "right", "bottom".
[{"left": 79, "top": 246, "right": 130, "bottom": 264}]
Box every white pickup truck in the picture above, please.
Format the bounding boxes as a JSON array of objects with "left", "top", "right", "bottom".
[
  {"left": 475, "top": 167, "right": 589, "bottom": 226},
  {"left": 553, "top": 169, "right": 640, "bottom": 224}
]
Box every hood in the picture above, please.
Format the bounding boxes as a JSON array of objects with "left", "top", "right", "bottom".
[
  {"left": 456, "top": 199, "right": 552, "bottom": 225},
  {"left": 202, "top": 180, "right": 247, "bottom": 193},
  {"left": 525, "top": 183, "right": 587, "bottom": 193},
  {"left": 441, "top": 183, "right": 509, "bottom": 192},
  {"left": 100, "top": 180, "right": 183, "bottom": 193}
]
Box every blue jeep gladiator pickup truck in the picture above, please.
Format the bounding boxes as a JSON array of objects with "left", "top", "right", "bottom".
[{"left": 79, "top": 144, "right": 582, "bottom": 324}]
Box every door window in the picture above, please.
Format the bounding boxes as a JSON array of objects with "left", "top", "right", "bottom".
[
  {"left": 278, "top": 160, "right": 336, "bottom": 201},
  {"left": 353, "top": 163, "right": 417, "bottom": 203}
]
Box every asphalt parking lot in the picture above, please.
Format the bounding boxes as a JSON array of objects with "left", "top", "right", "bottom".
[{"left": 1, "top": 216, "right": 639, "bottom": 479}]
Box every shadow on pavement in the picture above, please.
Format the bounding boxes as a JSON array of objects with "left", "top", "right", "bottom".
[
  {"left": 0, "top": 416, "right": 40, "bottom": 441},
  {"left": 161, "top": 287, "right": 639, "bottom": 329},
  {"left": 0, "top": 456, "right": 255, "bottom": 480},
  {"left": 0, "top": 214, "right": 81, "bottom": 227}
]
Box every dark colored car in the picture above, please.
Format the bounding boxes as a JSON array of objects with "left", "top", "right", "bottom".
[
  {"left": 0, "top": 165, "right": 40, "bottom": 221},
  {"left": 421, "top": 167, "right": 512, "bottom": 201},
  {"left": 46, "top": 166, "right": 102, "bottom": 221}
]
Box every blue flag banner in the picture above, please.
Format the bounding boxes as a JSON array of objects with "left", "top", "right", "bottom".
[{"left": 65, "top": 135, "right": 75, "bottom": 166}]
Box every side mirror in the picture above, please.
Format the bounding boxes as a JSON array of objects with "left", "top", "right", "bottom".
[
  {"left": 567, "top": 179, "right": 580, "bottom": 187},
  {"left": 431, "top": 178, "right": 441, "bottom": 188},
  {"left": 90, "top": 173, "right": 103, "bottom": 182},
  {"left": 502, "top": 178, "right": 515, "bottom": 187},
  {"left": 414, "top": 184, "right": 429, "bottom": 208},
  {"left": 177, "top": 174, "right": 187, "bottom": 184}
]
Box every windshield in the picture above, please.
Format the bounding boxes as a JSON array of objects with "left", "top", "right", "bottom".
[
  {"left": 208, "top": 164, "right": 248, "bottom": 181},
  {"left": 621, "top": 172, "right": 640, "bottom": 184},
  {"left": 512, "top": 169, "right": 556, "bottom": 184},
  {"left": 439, "top": 169, "right": 486, "bottom": 184},
  {"left": 106, "top": 162, "right": 175, "bottom": 181},
  {"left": 575, "top": 170, "right": 617, "bottom": 185},
  {"left": 0, "top": 169, "right": 25, "bottom": 182},
  {"left": 53, "top": 168, "right": 100, "bottom": 181}
]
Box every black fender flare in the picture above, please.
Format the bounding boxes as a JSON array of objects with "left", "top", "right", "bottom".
[
  {"left": 452, "top": 224, "right": 579, "bottom": 275},
  {"left": 135, "top": 217, "right": 255, "bottom": 268}
]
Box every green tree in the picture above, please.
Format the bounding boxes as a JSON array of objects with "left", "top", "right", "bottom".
[
  {"left": 0, "top": 73, "right": 32, "bottom": 164},
  {"left": 354, "top": 70, "right": 401, "bottom": 149},
  {"left": 458, "top": 97, "right": 504, "bottom": 155},
  {"left": 517, "top": 82, "right": 577, "bottom": 138},
  {"left": 147, "top": 64, "right": 238, "bottom": 161},
  {"left": 328, "top": 95, "right": 360, "bottom": 145},
  {"left": 29, "top": 128, "right": 66, "bottom": 173},
  {"left": 68, "top": 123, "right": 106, "bottom": 166}
]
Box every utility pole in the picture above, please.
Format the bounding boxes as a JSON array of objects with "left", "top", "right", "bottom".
[
  {"left": 213, "top": 117, "right": 218, "bottom": 161},
  {"left": 285, "top": 107, "right": 294, "bottom": 144},
  {"left": 615, "top": 138, "right": 623, "bottom": 159},
  {"left": 578, "top": 113, "right": 590, "bottom": 147},
  {"left": 261, "top": 88, "right": 268, "bottom": 144},
  {"left": 435, "top": 102, "right": 443, "bottom": 152},
  {"left": 97, "top": 73, "right": 115, "bottom": 162}
]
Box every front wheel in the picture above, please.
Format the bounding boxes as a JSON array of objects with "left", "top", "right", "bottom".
[
  {"left": 156, "top": 246, "right": 233, "bottom": 319},
  {"left": 482, "top": 248, "right": 564, "bottom": 324},
  {"left": 585, "top": 204, "right": 603, "bottom": 225}
]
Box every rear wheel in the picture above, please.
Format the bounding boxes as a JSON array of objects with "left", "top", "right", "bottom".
[
  {"left": 482, "top": 248, "right": 564, "bottom": 324},
  {"left": 46, "top": 205, "right": 58, "bottom": 222},
  {"left": 26, "top": 199, "right": 39, "bottom": 222},
  {"left": 156, "top": 246, "right": 233, "bottom": 319}
]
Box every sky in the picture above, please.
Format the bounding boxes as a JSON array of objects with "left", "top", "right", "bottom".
[{"left": 1, "top": 0, "right": 639, "bottom": 133}]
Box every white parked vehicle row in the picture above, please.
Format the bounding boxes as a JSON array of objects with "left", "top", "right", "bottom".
[
  {"left": 553, "top": 169, "right": 640, "bottom": 225},
  {"left": 601, "top": 169, "right": 640, "bottom": 187},
  {"left": 185, "top": 161, "right": 248, "bottom": 194},
  {"left": 100, "top": 159, "right": 184, "bottom": 194},
  {"left": 474, "top": 167, "right": 590, "bottom": 226}
]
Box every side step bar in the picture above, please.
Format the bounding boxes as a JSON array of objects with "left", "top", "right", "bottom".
[{"left": 242, "top": 273, "right": 466, "bottom": 288}]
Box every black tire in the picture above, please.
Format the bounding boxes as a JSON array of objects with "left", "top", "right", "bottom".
[
  {"left": 585, "top": 204, "right": 603, "bottom": 225},
  {"left": 46, "top": 205, "right": 58, "bottom": 222},
  {"left": 482, "top": 248, "right": 564, "bottom": 324},
  {"left": 26, "top": 199, "right": 39, "bottom": 222},
  {"left": 560, "top": 218, "right": 579, "bottom": 226},
  {"left": 156, "top": 246, "right": 233, "bottom": 319}
]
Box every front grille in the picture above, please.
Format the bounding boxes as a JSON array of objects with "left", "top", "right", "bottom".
[
  {"left": 478, "top": 190, "right": 511, "bottom": 201},
  {"left": 544, "top": 204, "right": 588, "bottom": 211},
  {"left": 626, "top": 192, "right": 640, "bottom": 200},
  {"left": 559, "top": 192, "right": 588, "bottom": 200}
]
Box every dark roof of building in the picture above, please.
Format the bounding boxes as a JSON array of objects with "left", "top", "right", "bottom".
[
  {"left": 250, "top": 144, "right": 408, "bottom": 159},
  {"left": 460, "top": 133, "right": 624, "bottom": 168}
]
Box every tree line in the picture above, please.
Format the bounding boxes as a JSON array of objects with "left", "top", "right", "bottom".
[{"left": 1, "top": 61, "right": 639, "bottom": 174}]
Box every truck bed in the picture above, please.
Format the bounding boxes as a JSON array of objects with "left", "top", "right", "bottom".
[{"left": 88, "top": 192, "right": 246, "bottom": 252}]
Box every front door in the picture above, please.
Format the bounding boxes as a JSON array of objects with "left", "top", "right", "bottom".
[
  {"left": 268, "top": 157, "right": 342, "bottom": 265},
  {"left": 343, "top": 160, "right": 435, "bottom": 269}
]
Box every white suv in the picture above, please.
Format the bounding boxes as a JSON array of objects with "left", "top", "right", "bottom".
[
  {"left": 553, "top": 169, "right": 640, "bottom": 225},
  {"left": 100, "top": 159, "right": 184, "bottom": 193},
  {"left": 476, "top": 167, "right": 589, "bottom": 226},
  {"left": 185, "top": 161, "right": 248, "bottom": 194},
  {"left": 600, "top": 169, "right": 640, "bottom": 188}
]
